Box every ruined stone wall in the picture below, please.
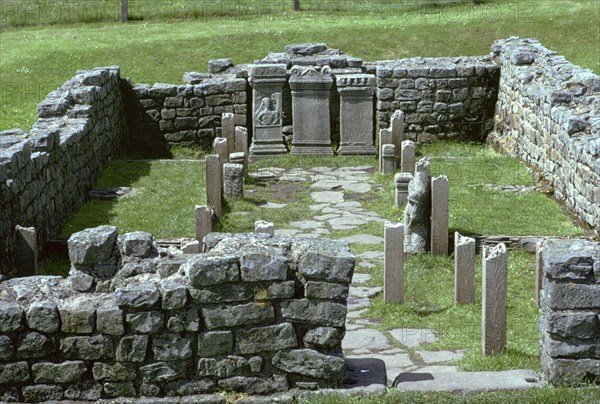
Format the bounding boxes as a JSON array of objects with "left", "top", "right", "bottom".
[
  {"left": 0, "top": 228, "right": 354, "bottom": 402},
  {"left": 122, "top": 74, "right": 249, "bottom": 156},
  {"left": 370, "top": 56, "right": 500, "bottom": 141},
  {"left": 491, "top": 37, "right": 600, "bottom": 234},
  {"left": 538, "top": 238, "right": 600, "bottom": 385},
  {"left": 0, "top": 68, "right": 126, "bottom": 278}
]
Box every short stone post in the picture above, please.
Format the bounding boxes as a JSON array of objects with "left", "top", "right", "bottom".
[
  {"left": 336, "top": 74, "right": 376, "bottom": 155},
  {"left": 213, "top": 137, "right": 229, "bottom": 168},
  {"left": 454, "top": 232, "right": 475, "bottom": 304},
  {"left": 390, "top": 110, "right": 405, "bottom": 158},
  {"left": 195, "top": 206, "right": 212, "bottom": 248},
  {"left": 230, "top": 152, "right": 247, "bottom": 176},
  {"left": 379, "top": 128, "right": 392, "bottom": 172},
  {"left": 255, "top": 220, "right": 274, "bottom": 237},
  {"left": 290, "top": 65, "right": 334, "bottom": 156},
  {"left": 381, "top": 144, "right": 396, "bottom": 175},
  {"left": 482, "top": 243, "right": 508, "bottom": 356},
  {"left": 384, "top": 222, "right": 404, "bottom": 304},
  {"left": 223, "top": 163, "right": 244, "bottom": 199},
  {"left": 15, "top": 225, "right": 38, "bottom": 277},
  {"left": 401, "top": 140, "right": 416, "bottom": 175},
  {"left": 535, "top": 239, "right": 545, "bottom": 308},
  {"left": 205, "top": 154, "right": 222, "bottom": 220},
  {"left": 394, "top": 172, "right": 413, "bottom": 209},
  {"left": 431, "top": 176, "right": 449, "bottom": 256},
  {"left": 249, "top": 64, "right": 288, "bottom": 160},
  {"left": 222, "top": 113, "right": 235, "bottom": 156},
  {"left": 234, "top": 126, "right": 248, "bottom": 154}
]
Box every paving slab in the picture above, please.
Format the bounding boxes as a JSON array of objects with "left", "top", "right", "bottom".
[
  {"left": 347, "top": 297, "right": 371, "bottom": 310},
  {"left": 258, "top": 202, "right": 288, "bottom": 209},
  {"left": 352, "top": 273, "right": 372, "bottom": 284},
  {"left": 358, "top": 251, "right": 385, "bottom": 260},
  {"left": 336, "top": 201, "right": 363, "bottom": 209},
  {"left": 341, "top": 234, "right": 385, "bottom": 245},
  {"left": 289, "top": 220, "right": 324, "bottom": 230},
  {"left": 309, "top": 203, "right": 329, "bottom": 211},
  {"left": 389, "top": 328, "right": 440, "bottom": 348},
  {"left": 416, "top": 350, "right": 466, "bottom": 364},
  {"left": 345, "top": 323, "right": 363, "bottom": 331},
  {"left": 342, "top": 182, "right": 372, "bottom": 193},
  {"left": 350, "top": 286, "right": 383, "bottom": 298},
  {"left": 328, "top": 216, "right": 367, "bottom": 227},
  {"left": 346, "top": 308, "right": 369, "bottom": 319},
  {"left": 310, "top": 180, "right": 343, "bottom": 190},
  {"left": 392, "top": 369, "right": 544, "bottom": 392},
  {"left": 357, "top": 261, "right": 376, "bottom": 269},
  {"left": 343, "top": 329, "right": 391, "bottom": 351},
  {"left": 311, "top": 191, "right": 344, "bottom": 203}
]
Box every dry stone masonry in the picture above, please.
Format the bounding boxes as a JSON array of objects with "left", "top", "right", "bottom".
[
  {"left": 0, "top": 227, "right": 355, "bottom": 401},
  {"left": 538, "top": 238, "right": 600, "bottom": 385}
]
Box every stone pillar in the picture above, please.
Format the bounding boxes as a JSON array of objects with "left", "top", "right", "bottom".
[
  {"left": 535, "top": 239, "right": 545, "bottom": 308},
  {"left": 482, "top": 243, "right": 507, "bottom": 357},
  {"left": 230, "top": 152, "right": 247, "bottom": 176},
  {"left": 255, "top": 220, "right": 274, "bottom": 237},
  {"left": 248, "top": 64, "right": 288, "bottom": 160},
  {"left": 384, "top": 222, "right": 404, "bottom": 304},
  {"left": 431, "top": 176, "right": 449, "bottom": 256},
  {"left": 390, "top": 110, "right": 404, "bottom": 159},
  {"left": 289, "top": 65, "right": 333, "bottom": 156},
  {"left": 234, "top": 126, "right": 248, "bottom": 154},
  {"left": 205, "top": 154, "right": 222, "bottom": 220},
  {"left": 379, "top": 128, "right": 392, "bottom": 172},
  {"left": 15, "top": 225, "right": 37, "bottom": 277},
  {"left": 381, "top": 144, "right": 396, "bottom": 175},
  {"left": 195, "top": 206, "right": 212, "bottom": 248},
  {"left": 401, "top": 140, "right": 416, "bottom": 175},
  {"left": 404, "top": 158, "right": 431, "bottom": 254},
  {"left": 454, "top": 232, "right": 475, "bottom": 304},
  {"left": 394, "top": 172, "right": 413, "bottom": 209},
  {"left": 213, "top": 137, "right": 229, "bottom": 168},
  {"left": 336, "top": 74, "right": 376, "bottom": 155},
  {"left": 222, "top": 112, "right": 235, "bottom": 156},
  {"left": 223, "top": 163, "right": 244, "bottom": 199}
]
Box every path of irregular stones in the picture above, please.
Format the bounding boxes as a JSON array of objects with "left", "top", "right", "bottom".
[{"left": 250, "top": 166, "right": 466, "bottom": 385}]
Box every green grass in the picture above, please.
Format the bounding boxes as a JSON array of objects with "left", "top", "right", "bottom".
[
  {"left": 303, "top": 386, "right": 600, "bottom": 404},
  {"left": 1, "top": 0, "right": 598, "bottom": 130}
]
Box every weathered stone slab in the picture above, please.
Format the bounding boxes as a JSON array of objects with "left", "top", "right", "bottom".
[
  {"left": 217, "top": 375, "right": 288, "bottom": 395},
  {"left": 0, "top": 361, "right": 30, "bottom": 383},
  {"left": 118, "top": 231, "right": 156, "bottom": 258},
  {"left": 295, "top": 239, "right": 355, "bottom": 283},
  {"left": 221, "top": 112, "right": 235, "bottom": 156},
  {"left": 482, "top": 243, "right": 507, "bottom": 356},
  {"left": 212, "top": 137, "right": 229, "bottom": 169},
  {"left": 92, "top": 362, "right": 136, "bottom": 382},
  {"left": 454, "top": 232, "right": 475, "bottom": 304},
  {"left": 381, "top": 144, "right": 396, "bottom": 175},
  {"left": 68, "top": 225, "right": 118, "bottom": 266},
  {"left": 32, "top": 361, "right": 86, "bottom": 384},
  {"left": 205, "top": 154, "right": 222, "bottom": 219},
  {"left": 303, "top": 327, "right": 344, "bottom": 349},
  {"left": 195, "top": 205, "right": 212, "bottom": 248},
  {"left": 17, "top": 332, "right": 54, "bottom": 358},
  {"left": 281, "top": 299, "right": 346, "bottom": 327},
  {"left": 0, "top": 302, "right": 23, "bottom": 332},
  {"left": 290, "top": 65, "right": 334, "bottom": 156},
  {"left": 160, "top": 279, "right": 188, "bottom": 310},
  {"left": 390, "top": 109, "right": 405, "bottom": 158},
  {"left": 401, "top": 140, "right": 416, "bottom": 174},
  {"left": 223, "top": 163, "right": 244, "bottom": 199},
  {"left": 305, "top": 282, "right": 349, "bottom": 300},
  {"left": 125, "top": 311, "right": 164, "bottom": 334},
  {"left": 202, "top": 302, "right": 275, "bottom": 329},
  {"left": 384, "top": 221, "right": 404, "bottom": 304},
  {"left": 337, "top": 74, "right": 376, "bottom": 155},
  {"left": 236, "top": 323, "right": 298, "bottom": 355},
  {"left": 254, "top": 281, "right": 295, "bottom": 300},
  {"left": 198, "top": 331, "right": 233, "bottom": 358},
  {"left": 189, "top": 283, "right": 251, "bottom": 305},
  {"left": 61, "top": 335, "right": 113, "bottom": 360},
  {"left": 255, "top": 220, "right": 274, "bottom": 237},
  {"left": 431, "top": 176, "right": 449, "bottom": 256},
  {"left": 272, "top": 349, "right": 344, "bottom": 380}
]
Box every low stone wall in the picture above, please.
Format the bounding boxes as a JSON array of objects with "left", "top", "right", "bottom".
[
  {"left": 0, "top": 68, "right": 126, "bottom": 277},
  {"left": 539, "top": 238, "right": 600, "bottom": 385},
  {"left": 122, "top": 74, "right": 249, "bottom": 156},
  {"left": 0, "top": 227, "right": 354, "bottom": 401},
  {"left": 370, "top": 56, "right": 500, "bottom": 141},
  {"left": 490, "top": 37, "right": 600, "bottom": 234}
]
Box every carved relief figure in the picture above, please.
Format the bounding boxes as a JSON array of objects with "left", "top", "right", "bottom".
[{"left": 256, "top": 95, "right": 281, "bottom": 126}]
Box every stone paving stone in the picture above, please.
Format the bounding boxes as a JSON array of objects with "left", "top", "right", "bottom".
[
  {"left": 328, "top": 217, "right": 367, "bottom": 228},
  {"left": 289, "top": 220, "right": 324, "bottom": 230},
  {"left": 341, "top": 183, "right": 372, "bottom": 193},
  {"left": 416, "top": 350, "right": 466, "bottom": 364},
  {"left": 352, "top": 273, "right": 372, "bottom": 284},
  {"left": 313, "top": 228, "right": 331, "bottom": 235},
  {"left": 345, "top": 323, "right": 363, "bottom": 331},
  {"left": 258, "top": 202, "right": 288, "bottom": 209},
  {"left": 311, "top": 191, "right": 344, "bottom": 203},
  {"left": 313, "top": 214, "right": 340, "bottom": 221},
  {"left": 347, "top": 297, "right": 371, "bottom": 311},
  {"left": 346, "top": 308, "right": 369, "bottom": 319},
  {"left": 341, "top": 234, "right": 385, "bottom": 245},
  {"left": 336, "top": 201, "right": 363, "bottom": 209},
  {"left": 380, "top": 348, "right": 406, "bottom": 355},
  {"left": 309, "top": 204, "right": 329, "bottom": 211},
  {"left": 389, "top": 328, "right": 440, "bottom": 348},
  {"left": 343, "top": 329, "right": 391, "bottom": 351},
  {"left": 357, "top": 251, "right": 385, "bottom": 260},
  {"left": 357, "top": 261, "right": 376, "bottom": 269},
  {"left": 354, "top": 318, "right": 382, "bottom": 326},
  {"left": 349, "top": 286, "right": 383, "bottom": 298},
  {"left": 310, "top": 180, "right": 343, "bottom": 190}
]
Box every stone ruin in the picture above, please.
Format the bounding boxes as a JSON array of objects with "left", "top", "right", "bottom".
[
  {"left": 0, "top": 38, "right": 599, "bottom": 393},
  {"left": 0, "top": 226, "right": 355, "bottom": 401}
]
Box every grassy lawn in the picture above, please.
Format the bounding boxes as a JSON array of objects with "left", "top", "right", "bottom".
[{"left": 1, "top": 0, "right": 598, "bottom": 131}]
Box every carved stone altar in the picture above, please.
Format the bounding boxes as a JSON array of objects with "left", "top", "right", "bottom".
[{"left": 337, "top": 74, "right": 376, "bottom": 155}]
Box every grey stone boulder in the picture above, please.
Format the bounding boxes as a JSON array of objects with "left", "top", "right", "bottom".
[
  {"left": 68, "top": 226, "right": 118, "bottom": 266},
  {"left": 293, "top": 239, "right": 355, "bottom": 283},
  {"left": 202, "top": 302, "right": 274, "bottom": 329},
  {"left": 198, "top": 331, "right": 233, "bottom": 358},
  {"left": 272, "top": 349, "right": 344, "bottom": 380},
  {"left": 285, "top": 43, "right": 328, "bottom": 56},
  {"left": 510, "top": 51, "right": 535, "bottom": 65},
  {"left": 0, "top": 361, "right": 30, "bottom": 383},
  {"left": 208, "top": 58, "right": 234, "bottom": 74},
  {"left": 118, "top": 231, "right": 157, "bottom": 258},
  {"left": 125, "top": 311, "right": 164, "bottom": 334}
]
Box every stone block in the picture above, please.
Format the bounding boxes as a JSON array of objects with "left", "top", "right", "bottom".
[
  {"left": 217, "top": 375, "right": 288, "bottom": 395},
  {"left": 198, "top": 357, "right": 247, "bottom": 378},
  {"left": 430, "top": 176, "right": 449, "bottom": 256},
  {"left": 255, "top": 220, "right": 274, "bottom": 237},
  {"left": 22, "top": 385, "right": 63, "bottom": 402},
  {"left": 240, "top": 245, "right": 288, "bottom": 281},
  {"left": 91, "top": 362, "right": 136, "bottom": 383},
  {"left": 235, "top": 323, "right": 298, "bottom": 355},
  {"left": 189, "top": 283, "right": 252, "bottom": 304},
  {"left": 68, "top": 225, "right": 118, "bottom": 266},
  {"left": 281, "top": 299, "right": 346, "bottom": 327},
  {"left": 272, "top": 349, "right": 344, "bottom": 380},
  {"left": 118, "top": 231, "right": 156, "bottom": 258},
  {"left": 195, "top": 205, "right": 213, "bottom": 246},
  {"left": 103, "top": 382, "right": 136, "bottom": 397},
  {"left": 125, "top": 311, "right": 164, "bottom": 334},
  {"left": 17, "top": 332, "right": 54, "bottom": 358},
  {"left": 394, "top": 172, "right": 412, "bottom": 208},
  {"left": 26, "top": 300, "right": 59, "bottom": 333},
  {"left": 61, "top": 335, "right": 113, "bottom": 360},
  {"left": 202, "top": 302, "right": 275, "bottom": 329},
  {"left": 115, "top": 282, "right": 160, "bottom": 309},
  {"left": 60, "top": 301, "right": 95, "bottom": 333},
  {"left": 543, "top": 283, "right": 600, "bottom": 310},
  {"left": 305, "top": 281, "right": 349, "bottom": 300},
  {"left": 153, "top": 334, "right": 193, "bottom": 361},
  {"left": 183, "top": 254, "right": 239, "bottom": 287},
  {"left": 223, "top": 163, "right": 244, "bottom": 199},
  {"left": 303, "top": 327, "right": 344, "bottom": 349},
  {"left": 141, "top": 362, "right": 187, "bottom": 383},
  {"left": 205, "top": 154, "right": 222, "bottom": 219},
  {"left": 384, "top": 221, "right": 404, "bottom": 304},
  {"left": 454, "top": 232, "right": 476, "bottom": 304},
  {"left": 96, "top": 307, "right": 124, "bottom": 336},
  {"left": 295, "top": 239, "right": 355, "bottom": 283},
  {"left": 0, "top": 336, "right": 14, "bottom": 361},
  {"left": 208, "top": 58, "right": 233, "bottom": 73},
  {"left": 0, "top": 361, "right": 30, "bottom": 383},
  {"left": 482, "top": 243, "right": 507, "bottom": 356},
  {"left": 116, "top": 335, "right": 149, "bottom": 363},
  {"left": 160, "top": 279, "right": 188, "bottom": 310},
  {"left": 198, "top": 331, "right": 233, "bottom": 358},
  {"left": 254, "top": 281, "right": 295, "bottom": 300},
  {"left": 0, "top": 302, "right": 23, "bottom": 332},
  {"left": 15, "top": 225, "right": 37, "bottom": 277}
]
